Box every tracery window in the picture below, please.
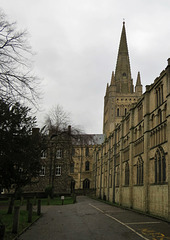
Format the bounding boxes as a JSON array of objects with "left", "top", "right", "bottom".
[
  {"left": 156, "top": 84, "right": 164, "bottom": 107},
  {"left": 83, "top": 178, "right": 90, "bottom": 189},
  {"left": 155, "top": 147, "right": 166, "bottom": 184}
]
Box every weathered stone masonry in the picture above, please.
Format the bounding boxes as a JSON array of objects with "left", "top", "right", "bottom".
[
  {"left": 93, "top": 22, "right": 170, "bottom": 221},
  {"left": 94, "top": 59, "right": 170, "bottom": 221}
]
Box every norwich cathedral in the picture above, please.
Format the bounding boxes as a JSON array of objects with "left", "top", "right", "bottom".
[
  {"left": 20, "top": 22, "right": 170, "bottom": 221},
  {"left": 94, "top": 22, "right": 170, "bottom": 221}
]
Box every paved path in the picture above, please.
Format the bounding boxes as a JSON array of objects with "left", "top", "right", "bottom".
[{"left": 19, "top": 196, "right": 170, "bottom": 240}]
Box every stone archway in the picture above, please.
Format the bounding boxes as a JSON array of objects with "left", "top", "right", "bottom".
[{"left": 83, "top": 178, "right": 90, "bottom": 189}]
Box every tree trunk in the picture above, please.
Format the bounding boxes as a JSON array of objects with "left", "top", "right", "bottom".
[{"left": 7, "top": 196, "right": 14, "bottom": 214}]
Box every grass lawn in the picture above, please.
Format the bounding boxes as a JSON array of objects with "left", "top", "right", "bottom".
[
  {"left": 41, "top": 196, "right": 75, "bottom": 205},
  {"left": 0, "top": 209, "right": 39, "bottom": 240},
  {"left": 0, "top": 196, "right": 74, "bottom": 207},
  {"left": 0, "top": 196, "right": 75, "bottom": 239}
]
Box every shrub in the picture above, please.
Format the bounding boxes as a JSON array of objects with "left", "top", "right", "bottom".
[{"left": 45, "top": 186, "right": 53, "bottom": 198}]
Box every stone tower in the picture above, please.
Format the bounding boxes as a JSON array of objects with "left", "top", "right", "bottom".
[{"left": 103, "top": 22, "right": 142, "bottom": 137}]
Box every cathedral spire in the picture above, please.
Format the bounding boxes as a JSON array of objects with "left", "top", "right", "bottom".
[
  {"left": 135, "top": 71, "right": 142, "bottom": 95},
  {"left": 115, "top": 21, "right": 133, "bottom": 93},
  {"left": 136, "top": 71, "right": 142, "bottom": 86},
  {"left": 103, "top": 22, "right": 143, "bottom": 136},
  {"left": 110, "top": 71, "right": 115, "bottom": 85},
  {"left": 105, "top": 83, "right": 109, "bottom": 94}
]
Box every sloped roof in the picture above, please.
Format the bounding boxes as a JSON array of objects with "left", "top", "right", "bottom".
[{"left": 72, "top": 134, "right": 105, "bottom": 145}]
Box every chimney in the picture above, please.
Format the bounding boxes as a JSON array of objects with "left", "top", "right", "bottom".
[{"left": 68, "top": 125, "right": 71, "bottom": 135}]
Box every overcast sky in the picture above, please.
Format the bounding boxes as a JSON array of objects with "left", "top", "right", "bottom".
[{"left": 1, "top": 0, "right": 170, "bottom": 133}]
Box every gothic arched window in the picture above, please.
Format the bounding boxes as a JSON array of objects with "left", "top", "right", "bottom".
[
  {"left": 151, "top": 114, "right": 155, "bottom": 128},
  {"left": 83, "top": 178, "right": 90, "bottom": 189},
  {"left": 137, "top": 157, "right": 143, "bottom": 185},
  {"left": 158, "top": 109, "right": 162, "bottom": 124},
  {"left": 139, "top": 125, "right": 142, "bottom": 137},
  {"left": 155, "top": 147, "right": 166, "bottom": 184},
  {"left": 85, "top": 161, "right": 90, "bottom": 171},
  {"left": 125, "top": 162, "right": 129, "bottom": 186},
  {"left": 85, "top": 147, "right": 89, "bottom": 157},
  {"left": 125, "top": 108, "right": 127, "bottom": 115}
]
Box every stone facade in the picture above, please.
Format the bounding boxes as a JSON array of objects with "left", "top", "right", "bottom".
[
  {"left": 24, "top": 129, "right": 104, "bottom": 195},
  {"left": 70, "top": 134, "right": 104, "bottom": 193},
  {"left": 12, "top": 22, "right": 170, "bottom": 222},
  {"left": 94, "top": 22, "right": 170, "bottom": 221},
  {"left": 24, "top": 128, "right": 73, "bottom": 195},
  {"left": 103, "top": 22, "right": 142, "bottom": 137}
]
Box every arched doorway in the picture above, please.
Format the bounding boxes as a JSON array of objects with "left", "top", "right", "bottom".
[{"left": 83, "top": 178, "right": 90, "bottom": 189}]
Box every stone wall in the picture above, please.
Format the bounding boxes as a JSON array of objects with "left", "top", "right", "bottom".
[{"left": 94, "top": 59, "right": 170, "bottom": 221}]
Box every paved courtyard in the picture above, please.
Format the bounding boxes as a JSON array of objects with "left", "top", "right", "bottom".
[{"left": 19, "top": 196, "right": 170, "bottom": 240}]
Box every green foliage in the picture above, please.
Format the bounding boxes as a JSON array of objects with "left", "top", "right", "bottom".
[
  {"left": 0, "top": 209, "right": 39, "bottom": 240},
  {"left": 15, "top": 188, "right": 23, "bottom": 200},
  {"left": 0, "top": 196, "right": 75, "bottom": 238},
  {"left": 45, "top": 186, "right": 53, "bottom": 198},
  {"left": 0, "top": 99, "right": 41, "bottom": 193}
]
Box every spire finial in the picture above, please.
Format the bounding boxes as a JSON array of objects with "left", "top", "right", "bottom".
[
  {"left": 115, "top": 19, "right": 132, "bottom": 93},
  {"left": 123, "top": 18, "right": 125, "bottom": 25}
]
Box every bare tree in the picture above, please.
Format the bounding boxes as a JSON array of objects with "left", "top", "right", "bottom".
[
  {"left": 41, "top": 105, "right": 97, "bottom": 195},
  {"left": 45, "top": 105, "right": 71, "bottom": 132},
  {"left": 44, "top": 104, "right": 94, "bottom": 141},
  {"left": 0, "top": 10, "right": 40, "bottom": 105}
]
